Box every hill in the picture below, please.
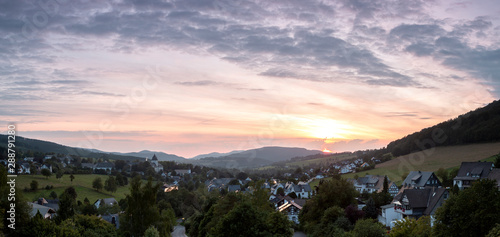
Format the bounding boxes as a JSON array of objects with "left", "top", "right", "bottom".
[
  {"left": 190, "top": 150, "right": 244, "bottom": 160},
  {"left": 309, "top": 142, "right": 500, "bottom": 188},
  {"left": 112, "top": 150, "right": 187, "bottom": 162},
  {"left": 191, "top": 147, "right": 322, "bottom": 168},
  {"left": 387, "top": 100, "right": 500, "bottom": 157},
  {"left": 0, "top": 135, "right": 142, "bottom": 161}
]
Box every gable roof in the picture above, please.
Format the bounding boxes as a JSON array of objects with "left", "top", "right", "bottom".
[
  {"left": 95, "top": 162, "right": 114, "bottom": 168},
  {"left": 402, "top": 171, "right": 440, "bottom": 187},
  {"left": 454, "top": 162, "right": 493, "bottom": 180},
  {"left": 278, "top": 201, "right": 303, "bottom": 213},
  {"left": 152, "top": 154, "right": 158, "bottom": 161},
  {"left": 228, "top": 185, "right": 241, "bottom": 192},
  {"left": 394, "top": 187, "right": 448, "bottom": 215},
  {"left": 29, "top": 202, "right": 56, "bottom": 218}
]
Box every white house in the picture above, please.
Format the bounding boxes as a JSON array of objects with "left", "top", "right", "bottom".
[
  {"left": 378, "top": 204, "right": 399, "bottom": 229},
  {"left": 278, "top": 201, "right": 303, "bottom": 224}
]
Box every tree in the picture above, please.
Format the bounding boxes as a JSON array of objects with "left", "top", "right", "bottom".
[
  {"left": 382, "top": 176, "right": 389, "bottom": 193},
  {"left": 267, "top": 211, "right": 294, "bottom": 237},
  {"left": 56, "top": 169, "right": 64, "bottom": 180},
  {"left": 390, "top": 216, "right": 431, "bottom": 237},
  {"left": 0, "top": 164, "right": 31, "bottom": 236},
  {"left": 228, "top": 179, "right": 240, "bottom": 185},
  {"left": 70, "top": 174, "right": 75, "bottom": 183},
  {"left": 351, "top": 219, "right": 386, "bottom": 237},
  {"left": 436, "top": 167, "right": 450, "bottom": 187},
  {"left": 105, "top": 176, "right": 117, "bottom": 193},
  {"left": 212, "top": 201, "right": 270, "bottom": 237},
  {"left": 56, "top": 187, "right": 77, "bottom": 223},
  {"left": 50, "top": 190, "right": 58, "bottom": 199},
  {"left": 115, "top": 160, "right": 127, "bottom": 171},
  {"left": 494, "top": 153, "right": 500, "bottom": 169},
  {"left": 486, "top": 223, "right": 500, "bottom": 237},
  {"left": 236, "top": 172, "right": 248, "bottom": 180},
  {"left": 30, "top": 180, "right": 39, "bottom": 191},
  {"left": 144, "top": 226, "right": 160, "bottom": 237},
  {"left": 434, "top": 179, "right": 500, "bottom": 237},
  {"left": 92, "top": 177, "right": 103, "bottom": 192},
  {"left": 299, "top": 179, "right": 357, "bottom": 233},
  {"left": 41, "top": 168, "right": 51, "bottom": 179},
  {"left": 120, "top": 176, "right": 172, "bottom": 237},
  {"left": 363, "top": 197, "right": 378, "bottom": 219},
  {"left": 276, "top": 187, "right": 285, "bottom": 196}
]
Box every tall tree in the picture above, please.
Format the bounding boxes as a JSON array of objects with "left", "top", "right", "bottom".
[
  {"left": 41, "top": 168, "right": 51, "bottom": 179},
  {"left": 434, "top": 179, "right": 500, "bottom": 237},
  {"left": 105, "top": 176, "right": 117, "bottom": 193},
  {"left": 56, "top": 187, "right": 77, "bottom": 223},
  {"left": 382, "top": 175, "right": 389, "bottom": 193},
  {"left": 92, "top": 177, "right": 103, "bottom": 192},
  {"left": 56, "top": 169, "right": 64, "bottom": 180},
  {"left": 363, "top": 197, "right": 378, "bottom": 219},
  {"left": 121, "top": 176, "right": 170, "bottom": 237},
  {"left": 70, "top": 174, "right": 75, "bottom": 183},
  {"left": 30, "top": 180, "right": 39, "bottom": 191}
]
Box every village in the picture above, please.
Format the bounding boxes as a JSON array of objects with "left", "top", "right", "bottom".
[{"left": 6, "top": 151, "right": 500, "bottom": 234}]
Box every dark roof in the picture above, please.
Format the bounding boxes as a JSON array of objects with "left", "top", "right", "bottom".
[
  {"left": 101, "top": 214, "right": 120, "bottom": 229},
  {"left": 152, "top": 154, "right": 158, "bottom": 161},
  {"left": 95, "top": 162, "right": 114, "bottom": 168},
  {"left": 228, "top": 185, "right": 241, "bottom": 192},
  {"left": 394, "top": 187, "right": 448, "bottom": 214},
  {"left": 488, "top": 168, "right": 500, "bottom": 187},
  {"left": 402, "top": 171, "right": 439, "bottom": 187},
  {"left": 454, "top": 162, "right": 493, "bottom": 180}
]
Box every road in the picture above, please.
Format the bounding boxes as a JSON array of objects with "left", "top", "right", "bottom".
[{"left": 171, "top": 225, "right": 187, "bottom": 237}]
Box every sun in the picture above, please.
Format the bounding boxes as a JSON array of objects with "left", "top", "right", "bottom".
[
  {"left": 322, "top": 148, "right": 333, "bottom": 153},
  {"left": 305, "top": 119, "right": 352, "bottom": 140}
]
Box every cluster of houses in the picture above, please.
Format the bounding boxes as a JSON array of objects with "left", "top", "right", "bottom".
[
  {"left": 377, "top": 161, "right": 499, "bottom": 229},
  {"left": 332, "top": 157, "right": 380, "bottom": 174}
]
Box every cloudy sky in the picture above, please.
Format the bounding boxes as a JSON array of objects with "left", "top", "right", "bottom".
[{"left": 1, "top": 0, "right": 499, "bottom": 158}]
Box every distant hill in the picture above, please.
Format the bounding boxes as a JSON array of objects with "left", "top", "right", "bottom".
[
  {"left": 190, "top": 150, "right": 244, "bottom": 160},
  {"left": 0, "top": 135, "right": 143, "bottom": 161},
  {"left": 112, "top": 150, "right": 187, "bottom": 162},
  {"left": 191, "top": 146, "right": 322, "bottom": 168},
  {"left": 387, "top": 100, "right": 500, "bottom": 157}
]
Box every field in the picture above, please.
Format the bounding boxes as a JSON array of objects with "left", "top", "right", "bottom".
[
  {"left": 286, "top": 153, "right": 357, "bottom": 167},
  {"left": 16, "top": 174, "right": 131, "bottom": 203},
  {"left": 309, "top": 142, "right": 500, "bottom": 188}
]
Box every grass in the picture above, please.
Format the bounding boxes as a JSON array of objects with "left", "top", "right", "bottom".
[
  {"left": 16, "top": 174, "right": 131, "bottom": 203},
  {"left": 286, "top": 153, "right": 357, "bottom": 167},
  {"left": 309, "top": 142, "right": 500, "bottom": 188}
]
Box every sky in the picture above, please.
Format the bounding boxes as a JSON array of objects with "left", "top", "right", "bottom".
[{"left": 1, "top": 0, "right": 500, "bottom": 158}]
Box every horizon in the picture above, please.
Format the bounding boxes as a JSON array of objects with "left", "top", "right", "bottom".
[{"left": 2, "top": 1, "right": 500, "bottom": 157}]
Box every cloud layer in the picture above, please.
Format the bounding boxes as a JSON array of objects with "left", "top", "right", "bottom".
[{"left": 1, "top": 0, "right": 499, "bottom": 157}]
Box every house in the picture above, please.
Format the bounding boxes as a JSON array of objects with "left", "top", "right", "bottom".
[
  {"left": 94, "top": 162, "right": 114, "bottom": 173},
  {"left": 24, "top": 157, "right": 35, "bottom": 162},
  {"left": 352, "top": 175, "right": 399, "bottom": 196},
  {"left": 44, "top": 155, "right": 54, "bottom": 161},
  {"left": 17, "top": 162, "right": 31, "bottom": 174},
  {"left": 392, "top": 187, "right": 449, "bottom": 225},
  {"left": 34, "top": 198, "right": 59, "bottom": 212},
  {"left": 81, "top": 163, "right": 94, "bottom": 170},
  {"left": 283, "top": 182, "right": 312, "bottom": 198},
  {"left": 94, "top": 198, "right": 118, "bottom": 209},
  {"left": 453, "top": 162, "right": 494, "bottom": 190},
  {"left": 401, "top": 171, "right": 441, "bottom": 189},
  {"left": 205, "top": 178, "right": 233, "bottom": 192},
  {"left": 278, "top": 201, "right": 303, "bottom": 224},
  {"left": 228, "top": 185, "right": 241, "bottom": 192},
  {"left": 29, "top": 202, "right": 56, "bottom": 219},
  {"left": 378, "top": 203, "right": 399, "bottom": 229},
  {"left": 360, "top": 162, "right": 370, "bottom": 168},
  {"left": 487, "top": 168, "right": 500, "bottom": 191},
  {"left": 41, "top": 164, "right": 52, "bottom": 173},
  {"left": 175, "top": 169, "right": 191, "bottom": 176},
  {"left": 100, "top": 213, "right": 119, "bottom": 229},
  {"left": 148, "top": 154, "right": 163, "bottom": 173}
]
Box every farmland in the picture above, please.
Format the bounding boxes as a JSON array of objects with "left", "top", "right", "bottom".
[{"left": 310, "top": 142, "right": 500, "bottom": 188}]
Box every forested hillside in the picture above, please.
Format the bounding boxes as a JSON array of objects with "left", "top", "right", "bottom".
[{"left": 387, "top": 100, "right": 500, "bottom": 157}]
